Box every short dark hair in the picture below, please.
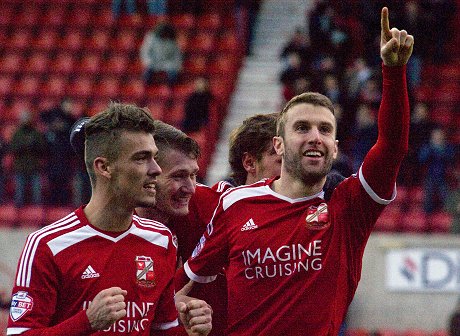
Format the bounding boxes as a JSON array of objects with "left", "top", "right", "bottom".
[
  {"left": 228, "top": 113, "right": 278, "bottom": 186},
  {"left": 85, "top": 102, "right": 156, "bottom": 186},
  {"left": 277, "top": 92, "right": 335, "bottom": 138},
  {"left": 153, "top": 120, "right": 200, "bottom": 164}
]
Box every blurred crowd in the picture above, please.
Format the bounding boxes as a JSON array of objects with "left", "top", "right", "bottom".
[{"left": 279, "top": 0, "right": 459, "bottom": 226}]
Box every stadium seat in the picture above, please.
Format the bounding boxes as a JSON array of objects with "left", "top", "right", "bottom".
[
  {"left": 113, "top": 29, "right": 139, "bottom": 53},
  {"left": 375, "top": 329, "right": 400, "bottom": 336},
  {"left": 67, "top": 77, "right": 94, "bottom": 100},
  {"left": 187, "top": 32, "right": 216, "bottom": 55},
  {"left": 42, "top": 6, "right": 67, "bottom": 29},
  {"left": 43, "top": 75, "right": 68, "bottom": 101},
  {"left": 95, "top": 77, "right": 121, "bottom": 100},
  {"left": 121, "top": 79, "right": 146, "bottom": 103},
  {"left": 428, "top": 211, "right": 453, "bottom": 233},
  {"left": 146, "top": 84, "right": 172, "bottom": 103},
  {"left": 78, "top": 53, "right": 103, "bottom": 76},
  {"left": 9, "top": 30, "right": 31, "bottom": 52},
  {"left": 87, "top": 30, "right": 111, "bottom": 54},
  {"left": 208, "top": 54, "right": 238, "bottom": 79},
  {"left": 26, "top": 53, "right": 50, "bottom": 76},
  {"left": 402, "top": 330, "right": 430, "bottom": 336},
  {"left": 196, "top": 13, "right": 221, "bottom": 31},
  {"left": 0, "top": 76, "right": 15, "bottom": 101},
  {"left": 15, "top": 75, "right": 41, "bottom": 100},
  {"left": 16, "top": 5, "right": 40, "bottom": 29},
  {"left": 17, "top": 205, "right": 45, "bottom": 228},
  {"left": 102, "top": 55, "right": 130, "bottom": 77},
  {"left": 172, "top": 82, "right": 195, "bottom": 101},
  {"left": 1, "top": 53, "right": 23, "bottom": 75},
  {"left": 0, "top": 203, "right": 19, "bottom": 227},
  {"left": 216, "top": 30, "right": 241, "bottom": 55},
  {"left": 51, "top": 53, "right": 76, "bottom": 76},
  {"left": 431, "top": 330, "right": 448, "bottom": 336},
  {"left": 66, "top": 7, "right": 93, "bottom": 29},
  {"left": 171, "top": 13, "right": 195, "bottom": 34},
  {"left": 374, "top": 204, "right": 402, "bottom": 232},
  {"left": 182, "top": 55, "right": 208, "bottom": 78},
  {"left": 400, "top": 208, "right": 428, "bottom": 233},
  {"left": 33, "top": 30, "right": 59, "bottom": 52},
  {"left": 60, "top": 30, "right": 84, "bottom": 53},
  {"left": 145, "top": 100, "right": 166, "bottom": 120},
  {"left": 44, "top": 206, "right": 75, "bottom": 226},
  {"left": 164, "top": 100, "right": 185, "bottom": 127}
]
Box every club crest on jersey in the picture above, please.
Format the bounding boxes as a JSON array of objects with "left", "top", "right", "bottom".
[
  {"left": 10, "top": 291, "right": 34, "bottom": 322},
  {"left": 136, "top": 256, "right": 156, "bottom": 287},
  {"left": 305, "top": 203, "right": 330, "bottom": 230}
]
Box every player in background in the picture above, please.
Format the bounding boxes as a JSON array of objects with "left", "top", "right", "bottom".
[
  {"left": 176, "top": 7, "right": 413, "bottom": 335},
  {"left": 7, "top": 103, "right": 212, "bottom": 336}
]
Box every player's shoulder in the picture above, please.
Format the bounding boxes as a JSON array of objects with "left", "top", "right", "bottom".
[
  {"left": 25, "top": 210, "right": 81, "bottom": 246},
  {"left": 132, "top": 215, "right": 173, "bottom": 235},
  {"left": 219, "top": 178, "right": 271, "bottom": 210}
]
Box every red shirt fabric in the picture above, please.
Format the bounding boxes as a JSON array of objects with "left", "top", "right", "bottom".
[
  {"left": 183, "top": 65, "right": 409, "bottom": 336},
  {"left": 7, "top": 207, "right": 179, "bottom": 335}
]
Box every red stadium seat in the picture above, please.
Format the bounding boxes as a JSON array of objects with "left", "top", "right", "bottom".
[
  {"left": 145, "top": 100, "right": 166, "bottom": 120},
  {"left": 67, "top": 77, "right": 94, "bottom": 100},
  {"left": 216, "top": 30, "right": 241, "bottom": 55},
  {"left": 51, "top": 53, "right": 76, "bottom": 76},
  {"left": 17, "top": 205, "right": 45, "bottom": 228},
  {"left": 374, "top": 204, "right": 402, "bottom": 232},
  {"left": 402, "top": 330, "right": 430, "bottom": 336},
  {"left": 431, "top": 330, "right": 448, "bottom": 336},
  {"left": 66, "top": 7, "right": 93, "bottom": 28},
  {"left": 33, "top": 30, "right": 59, "bottom": 52},
  {"left": 43, "top": 75, "right": 69, "bottom": 101},
  {"left": 95, "top": 77, "right": 121, "bottom": 100},
  {"left": 400, "top": 208, "right": 428, "bottom": 233},
  {"left": 101, "top": 55, "right": 129, "bottom": 77},
  {"left": 9, "top": 30, "right": 31, "bottom": 52},
  {"left": 146, "top": 84, "right": 172, "bottom": 102},
  {"left": 171, "top": 13, "right": 195, "bottom": 33},
  {"left": 172, "top": 82, "right": 195, "bottom": 101},
  {"left": 16, "top": 5, "right": 40, "bottom": 29},
  {"left": 208, "top": 54, "right": 239, "bottom": 79},
  {"left": 428, "top": 211, "right": 453, "bottom": 233},
  {"left": 113, "top": 29, "right": 139, "bottom": 53},
  {"left": 0, "top": 203, "right": 18, "bottom": 227},
  {"left": 15, "top": 75, "right": 41, "bottom": 100},
  {"left": 187, "top": 32, "right": 216, "bottom": 55},
  {"left": 183, "top": 55, "right": 208, "bottom": 78},
  {"left": 78, "top": 53, "right": 103, "bottom": 76},
  {"left": 0, "top": 53, "right": 23, "bottom": 75},
  {"left": 121, "top": 79, "right": 146, "bottom": 103},
  {"left": 60, "top": 30, "right": 84, "bottom": 53},
  {"left": 375, "top": 329, "right": 400, "bottom": 336},
  {"left": 196, "top": 13, "right": 221, "bottom": 31},
  {"left": 45, "top": 206, "right": 75, "bottom": 226},
  {"left": 87, "top": 30, "right": 111, "bottom": 54},
  {"left": 26, "top": 53, "right": 50, "bottom": 76},
  {"left": 0, "top": 76, "right": 15, "bottom": 100},
  {"left": 163, "top": 100, "right": 185, "bottom": 127},
  {"left": 42, "top": 6, "right": 67, "bottom": 29}
]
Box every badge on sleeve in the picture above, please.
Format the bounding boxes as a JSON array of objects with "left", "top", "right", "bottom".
[{"left": 10, "top": 291, "right": 34, "bottom": 321}]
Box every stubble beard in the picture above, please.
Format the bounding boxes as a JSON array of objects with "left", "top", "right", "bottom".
[{"left": 283, "top": 147, "right": 333, "bottom": 185}]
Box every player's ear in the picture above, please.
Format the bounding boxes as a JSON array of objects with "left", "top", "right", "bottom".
[
  {"left": 94, "top": 157, "right": 112, "bottom": 179},
  {"left": 273, "top": 136, "right": 284, "bottom": 156},
  {"left": 242, "top": 152, "right": 256, "bottom": 173}
]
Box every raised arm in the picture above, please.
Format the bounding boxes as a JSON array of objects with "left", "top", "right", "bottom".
[{"left": 361, "top": 7, "right": 414, "bottom": 199}]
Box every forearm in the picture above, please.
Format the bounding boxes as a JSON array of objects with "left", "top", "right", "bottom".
[
  {"left": 362, "top": 64, "right": 410, "bottom": 198},
  {"left": 21, "top": 310, "right": 93, "bottom": 336}
]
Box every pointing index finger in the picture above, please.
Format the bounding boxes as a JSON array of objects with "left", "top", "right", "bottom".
[{"left": 381, "top": 7, "right": 391, "bottom": 38}]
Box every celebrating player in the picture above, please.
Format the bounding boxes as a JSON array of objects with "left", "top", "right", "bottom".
[
  {"left": 176, "top": 7, "right": 413, "bottom": 335},
  {"left": 7, "top": 103, "right": 212, "bottom": 335}
]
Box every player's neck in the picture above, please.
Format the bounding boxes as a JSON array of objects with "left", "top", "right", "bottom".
[
  {"left": 84, "top": 196, "right": 134, "bottom": 232},
  {"left": 272, "top": 173, "right": 325, "bottom": 199},
  {"left": 136, "top": 206, "right": 170, "bottom": 226}
]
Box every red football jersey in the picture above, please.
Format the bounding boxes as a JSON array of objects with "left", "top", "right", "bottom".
[
  {"left": 173, "top": 181, "right": 233, "bottom": 336},
  {"left": 185, "top": 168, "right": 395, "bottom": 336},
  {"left": 7, "top": 207, "right": 179, "bottom": 335}
]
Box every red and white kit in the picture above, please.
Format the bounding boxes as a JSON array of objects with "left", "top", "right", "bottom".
[{"left": 7, "top": 207, "right": 178, "bottom": 335}]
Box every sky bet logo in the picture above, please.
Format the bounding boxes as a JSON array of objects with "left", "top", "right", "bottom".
[{"left": 386, "top": 249, "right": 460, "bottom": 292}]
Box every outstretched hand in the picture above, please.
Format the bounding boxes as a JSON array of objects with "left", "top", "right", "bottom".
[{"left": 380, "top": 7, "right": 414, "bottom": 66}]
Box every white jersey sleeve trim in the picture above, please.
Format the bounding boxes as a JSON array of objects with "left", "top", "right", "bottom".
[
  {"left": 358, "top": 165, "right": 396, "bottom": 205},
  {"left": 151, "top": 318, "right": 179, "bottom": 330},
  {"left": 131, "top": 226, "right": 169, "bottom": 249},
  {"left": 184, "top": 261, "right": 217, "bottom": 283},
  {"left": 7, "top": 327, "right": 30, "bottom": 335}
]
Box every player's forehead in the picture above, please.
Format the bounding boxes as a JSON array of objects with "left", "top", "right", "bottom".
[
  {"left": 160, "top": 147, "right": 199, "bottom": 173},
  {"left": 119, "top": 130, "right": 157, "bottom": 155},
  {"left": 285, "top": 103, "right": 335, "bottom": 127}
]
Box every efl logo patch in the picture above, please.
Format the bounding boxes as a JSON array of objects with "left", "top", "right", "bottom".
[
  {"left": 10, "top": 291, "right": 34, "bottom": 322},
  {"left": 191, "top": 236, "right": 206, "bottom": 259},
  {"left": 136, "top": 256, "right": 156, "bottom": 288},
  {"left": 305, "top": 203, "right": 330, "bottom": 230}
]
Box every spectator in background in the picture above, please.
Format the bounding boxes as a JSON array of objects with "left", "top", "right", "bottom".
[
  {"left": 10, "top": 111, "right": 47, "bottom": 208},
  {"left": 399, "top": 101, "right": 436, "bottom": 187},
  {"left": 419, "top": 127, "right": 456, "bottom": 214},
  {"left": 140, "top": 22, "right": 183, "bottom": 86},
  {"left": 235, "top": 0, "right": 262, "bottom": 55},
  {"left": 280, "top": 53, "right": 306, "bottom": 103},
  {"left": 450, "top": 297, "right": 460, "bottom": 336},
  {"left": 41, "top": 99, "right": 77, "bottom": 206},
  {"left": 350, "top": 103, "right": 378, "bottom": 172},
  {"left": 182, "top": 77, "right": 212, "bottom": 134},
  {"left": 280, "top": 27, "right": 312, "bottom": 70},
  {"left": 0, "top": 134, "right": 8, "bottom": 204},
  {"left": 321, "top": 74, "right": 343, "bottom": 105},
  {"left": 112, "top": 0, "right": 167, "bottom": 17},
  {"left": 445, "top": 168, "right": 460, "bottom": 234},
  {"left": 344, "top": 58, "right": 373, "bottom": 102}
]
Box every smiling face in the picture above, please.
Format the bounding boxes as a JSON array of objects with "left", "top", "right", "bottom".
[
  {"left": 109, "top": 131, "right": 162, "bottom": 209},
  {"left": 154, "top": 148, "right": 199, "bottom": 218},
  {"left": 274, "top": 103, "right": 338, "bottom": 185}
]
